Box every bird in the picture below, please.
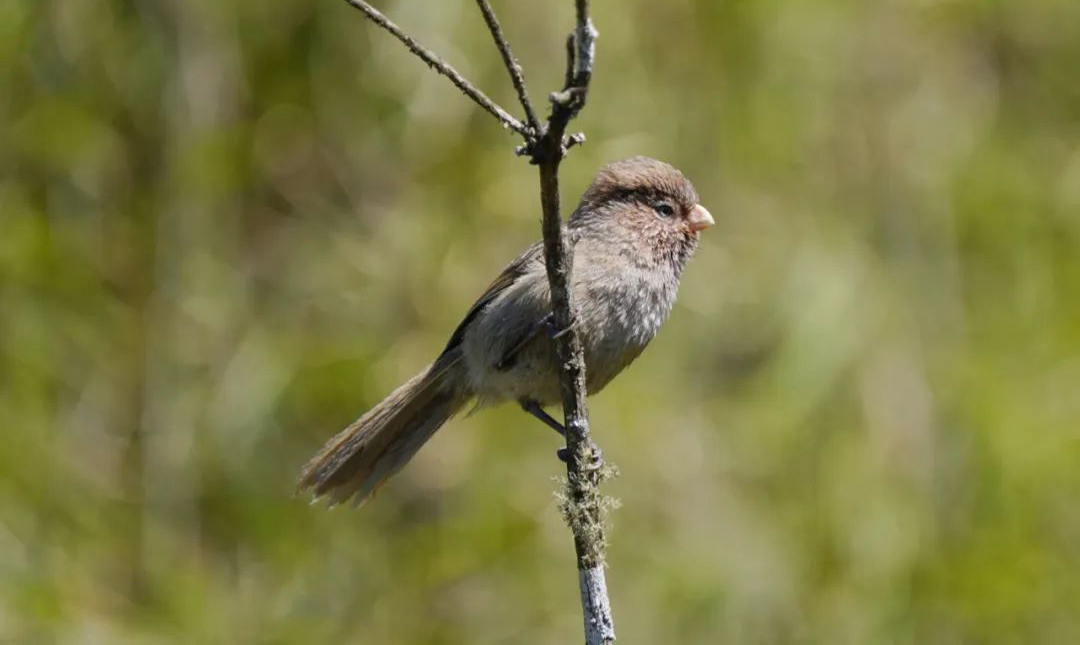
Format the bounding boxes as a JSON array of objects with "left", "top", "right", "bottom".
[{"left": 298, "top": 156, "right": 714, "bottom": 506}]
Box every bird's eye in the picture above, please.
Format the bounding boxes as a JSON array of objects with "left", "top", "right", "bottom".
[{"left": 654, "top": 202, "right": 676, "bottom": 218}]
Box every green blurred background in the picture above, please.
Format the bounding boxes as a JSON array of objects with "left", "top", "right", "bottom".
[{"left": 3, "top": 0, "right": 1080, "bottom": 642}]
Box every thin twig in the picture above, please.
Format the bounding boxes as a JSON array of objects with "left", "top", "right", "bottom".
[
  {"left": 339, "top": 0, "right": 530, "bottom": 137},
  {"left": 473, "top": 0, "right": 542, "bottom": 136}
]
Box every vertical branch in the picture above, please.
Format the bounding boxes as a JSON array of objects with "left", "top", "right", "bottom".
[
  {"left": 328, "top": 0, "right": 612, "bottom": 641},
  {"left": 530, "top": 2, "right": 613, "bottom": 643}
]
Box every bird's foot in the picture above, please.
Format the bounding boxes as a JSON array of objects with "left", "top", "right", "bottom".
[
  {"left": 521, "top": 400, "right": 603, "bottom": 470},
  {"left": 495, "top": 313, "right": 567, "bottom": 372},
  {"left": 557, "top": 444, "right": 604, "bottom": 471},
  {"left": 521, "top": 399, "right": 566, "bottom": 437},
  {"left": 542, "top": 313, "right": 573, "bottom": 340}
]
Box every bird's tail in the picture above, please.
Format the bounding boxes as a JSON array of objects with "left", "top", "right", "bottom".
[{"left": 298, "top": 356, "right": 468, "bottom": 506}]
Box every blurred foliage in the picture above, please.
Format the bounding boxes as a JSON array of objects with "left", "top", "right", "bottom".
[{"left": 2, "top": 0, "right": 1080, "bottom": 642}]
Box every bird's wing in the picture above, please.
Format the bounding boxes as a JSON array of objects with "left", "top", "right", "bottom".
[{"left": 439, "top": 240, "right": 546, "bottom": 357}]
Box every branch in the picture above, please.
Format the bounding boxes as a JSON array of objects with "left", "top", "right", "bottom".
[
  {"left": 474, "top": 0, "right": 542, "bottom": 136},
  {"left": 334, "top": 1, "right": 612, "bottom": 641},
  {"left": 529, "top": 2, "right": 614, "bottom": 643},
  {"left": 340, "top": 0, "right": 532, "bottom": 138}
]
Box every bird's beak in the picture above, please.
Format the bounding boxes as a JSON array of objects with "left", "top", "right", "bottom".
[{"left": 688, "top": 204, "right": 715, "bottom": 232}]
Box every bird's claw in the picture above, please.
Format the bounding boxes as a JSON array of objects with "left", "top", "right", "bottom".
[
  {"left": 543, "top": 314, "right": 573, "bottom": 341},
  {"left": 496, "top": 313, "right": 569, "bottom": 372},
  {"left": 556, "top": 445, "right": 604, "bottom": 471}
]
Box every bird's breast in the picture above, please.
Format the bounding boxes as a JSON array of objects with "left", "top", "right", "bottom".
[
  {"left": 574, "top": 263, "right": 679, "bottom": 392},
  {"left": 461, "top": 253, "right": 681, "bottom": 407}
]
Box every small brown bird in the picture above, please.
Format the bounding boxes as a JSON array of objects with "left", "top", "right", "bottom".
[{"left": 298, "top": 157, "right": 713, "bottom": 505}]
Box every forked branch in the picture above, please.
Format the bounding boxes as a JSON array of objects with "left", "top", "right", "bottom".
[
  {"left": 340, "top": 0, "right": 531, "bottom": 137},
  {"left": 527, "top": 4, "right": 614, "bottom": 643},
  {"left": 336, "top": 1, "right": 613, "bottom": 642}
]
